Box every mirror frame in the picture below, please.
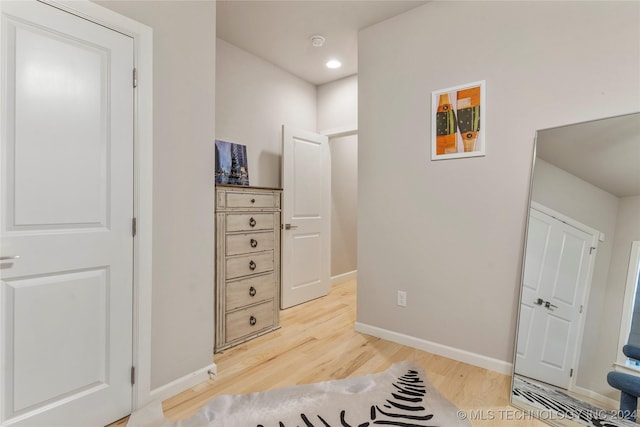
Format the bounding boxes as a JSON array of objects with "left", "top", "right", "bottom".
[{"left": 511, "top": 112, "right": 640, "bottom": 426}]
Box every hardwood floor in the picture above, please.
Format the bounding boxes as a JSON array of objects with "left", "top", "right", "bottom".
[{"left": 109, "top": 279, "right": 546, "bottom": 426}]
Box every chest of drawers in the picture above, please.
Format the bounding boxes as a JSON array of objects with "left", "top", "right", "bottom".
[{"left": 215, "top": 185, "right": 281, "bottom": 352}]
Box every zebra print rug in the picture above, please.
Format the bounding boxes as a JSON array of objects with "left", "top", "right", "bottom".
[
  {"left": 512, "top": 376, "right": 636, "bottom": 427},
  {"left": 127, "top": 361, "right": 470, "bottom": 427}
]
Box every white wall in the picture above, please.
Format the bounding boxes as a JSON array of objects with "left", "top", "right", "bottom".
[
  {"left": 317, "top": 74, "right": 358, "bottom": 132},
  {"left": 93, "top": 0, "right": 216, "bottom": 390},
  {"left": 532, "top": 159, "right": 619, "bottom": 398},
  {"left": 216, "top": 38, "right": 316, "bottom": 188},
  {"left": 329, "top": 134, "right": 358, "bottom": 277},
  {"left": 357, "top": 1, "right": 640, "bottom": 370}
]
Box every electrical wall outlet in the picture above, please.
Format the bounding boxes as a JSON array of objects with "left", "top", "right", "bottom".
[{"left": 397, "top": 291, "right": 407, "bottom": 307}]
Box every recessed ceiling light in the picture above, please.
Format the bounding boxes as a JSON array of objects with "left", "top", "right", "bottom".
[{"left": 326, "top": 59, "right": 342, "bottom": 69}]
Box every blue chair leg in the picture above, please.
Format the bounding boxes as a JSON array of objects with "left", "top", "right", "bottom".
[
  {"left": 620, "top": 391, "right": 638, "bottom": 421},
  {"left": 608, "top": 372, "right": 640, "bottom": 421}
]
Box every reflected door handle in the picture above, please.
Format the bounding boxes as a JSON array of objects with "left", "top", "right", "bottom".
[
  {"left": 544, "top": 301, "right": 558, "bottom": 311},
  {"left": 0, "top": 255, "right": 20, "bottom": 261},
  {"left": 284, "top": 224, "right": 298, "bottom": 230},
  {"left": 534, "top": 298, "right": 544, "bottom": 306}
]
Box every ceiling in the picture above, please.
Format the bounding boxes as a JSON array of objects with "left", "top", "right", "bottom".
[
  {"left": 536, "top": 112, "right": 640, "bottom": 198},
  {"left": 216, "top": 0, "right": 428, "bottom": 86}
]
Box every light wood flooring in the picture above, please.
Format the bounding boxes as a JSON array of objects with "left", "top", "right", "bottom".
[{"left": 109, "top": 279, "right": 546, "bottom": 426}]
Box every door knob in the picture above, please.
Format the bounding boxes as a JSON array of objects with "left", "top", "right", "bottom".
[
  {"left": 284, "top": 223, "right": 298, "bottom": 230},
  {"left": 0, "top": 255, "right": 20, "bottom": 262},
  {"left": 534, "top": 298, "right": 544, "bottom": 306},
  {"left": 544, "top": 301, "right": 558, "bottom": 311}
]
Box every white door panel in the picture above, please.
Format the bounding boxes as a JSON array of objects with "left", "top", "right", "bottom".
[
  {"left": 515, "top": 206, "right": 596, "bottom": 389},
  {"left": 292, "top": 138, "right": 323, "bottom": 218},
  {"left": 12, "top": 23, "right": 107, "bottom": 227},
  {"left": 1, "top": 1, "right": 134, "bottom": 425},
  {"left": 515, "top": 304, "right": 533, "bottom": 357},
  {"left": 522, "top": 215, "right": 550, "bottom": 294},
  {"left": 553, "top": 233, "right": 587, "bottom": 304},
  {"left": 540, "top": 314, "right": 570, "bottom": 369},
  {"left": 291, "top": 233, "right": 322, "bottom": 288},
  {"left": 281, "top": 126, "right": 330, "bottom": 309},
  {"left": 9, "top": 269, "right": 108, "bottom": 412}
]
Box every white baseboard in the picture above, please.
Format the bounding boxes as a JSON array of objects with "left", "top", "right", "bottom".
[
  {"left": 354, "top": 322, "right": 512, "bottom": 375},
  {"left": 331, "top": 270, "right": 357, "bottom": 286},
  {"left": 149, "top": 362, "right": 216, "bottom": 403},
  {"left": 572, "top": 385, "right": 618, "bottom": 409}
]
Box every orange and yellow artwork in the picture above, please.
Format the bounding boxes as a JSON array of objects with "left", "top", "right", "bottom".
[
  {"left": 435, "top": 93, "right": 457, "bottom": 155},
  {"left": 432, "top": 81, "right": 485, "bottom": 160}
]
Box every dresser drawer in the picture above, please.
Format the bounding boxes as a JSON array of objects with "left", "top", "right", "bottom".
[
  {"left": 226, "top": 251, "right": 273, "bottom": 280},
  {"left": 226, "top": 213, "right": 275, "bottom": 232},
  {"left": 225, "top": 191, "right": 277, "bottom": 209},
  {"left": 226, "top": 231, "right": 274, "bottom": 256},
  {"left": 225, "top": 300, "right": 274, "bottom": 342},
  {"left": 226, "top": 273, "right": 275, "bottom": 310}
]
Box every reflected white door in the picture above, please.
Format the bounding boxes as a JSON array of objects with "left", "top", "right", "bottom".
[
  {"left": 281, "top": 126, "right": 330, "bottom": 309},
  {"left": 516, "top": 206, "right": 597, "bottom": 389},
  {"left": 1, "top": 1, "right": 134, "bottom": 425}
]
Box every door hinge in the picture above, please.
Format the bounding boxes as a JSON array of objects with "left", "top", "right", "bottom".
[
  {"left": 590, "top": 246, "right": 596, "bottom": 254},
  {"left": 133, "top": 68, "right": 138, "bottom": 88},
  {"left": 579, "top": 305, "right": 583, "bottom": 314},
  {"left": 132, "top": 217, "right": 137, "bottom": 237},
  {"left": 570, "top": 368, "right": 573, "bottom": 377},
  {"left": 131, "top": 366, "right": 136, "bottom": 385}
]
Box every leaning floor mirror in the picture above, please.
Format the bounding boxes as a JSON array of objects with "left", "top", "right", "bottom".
[{"left": 511, "top": 112, "right": 640, "bottom": 427}]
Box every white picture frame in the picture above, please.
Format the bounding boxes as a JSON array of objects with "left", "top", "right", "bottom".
[{"left": 431, "top": 80, "right": 486, "bottom": 160}]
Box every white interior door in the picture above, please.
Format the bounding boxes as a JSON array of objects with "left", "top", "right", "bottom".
[
  {"left": 1, "top": 1, "right": 134, "bottom": 425},
  {"left": 515, "top": 206, "right": 597, "bottom": 389},
  {"left": 281, "top": 126, "right": 330, "bottom": 309}
]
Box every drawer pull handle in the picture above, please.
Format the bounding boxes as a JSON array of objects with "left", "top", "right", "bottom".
[
  {"left": 249, "top": 316, "right": 257, "bottom": 326},
  {"left": 249, "top": 217, "right": 257, "bottom": 227},
  {"left": 249, "top": 260, "right": 256, "bottom": 270},
  {"left": 251, "top": 198, "right": 256, "bottom": 204},
  {"left": 250, "top": 238, "right": 258, "bottom": 248},
  {"left": 249, "top": 286, "right": 257, "bottom": 297}
]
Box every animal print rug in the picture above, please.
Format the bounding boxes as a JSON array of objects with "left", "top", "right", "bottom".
[
  {"left": 512, "top": 375, "right": 637, "bottom": 427},
  {"left": 127, "top": 361, "right": 470, "bottom": 427}
]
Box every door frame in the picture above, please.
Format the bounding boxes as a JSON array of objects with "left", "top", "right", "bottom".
[
  {"left": 528, "top": 201, "right": 600, "bottom": 391},
  {"left": 9, "top": 0, "right": 154, "bottom": 411},
  {"left": 320, "top": 125, "right": 358, "bottom": 286},
  {"left": 319, "top": 124, "right": 357, "bottom": 138}
]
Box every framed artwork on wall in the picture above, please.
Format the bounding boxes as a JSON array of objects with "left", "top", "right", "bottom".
[
  {"left": 215, "top": 139, "right": 250, "bottom": 186},
  {"left": 431, "top": 80, "right": 486, "bottom": 160}
]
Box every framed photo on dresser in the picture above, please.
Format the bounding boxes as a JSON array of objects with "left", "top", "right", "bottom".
[{"left": 215, "top": 139, "right": 250, "bottom": 185}]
